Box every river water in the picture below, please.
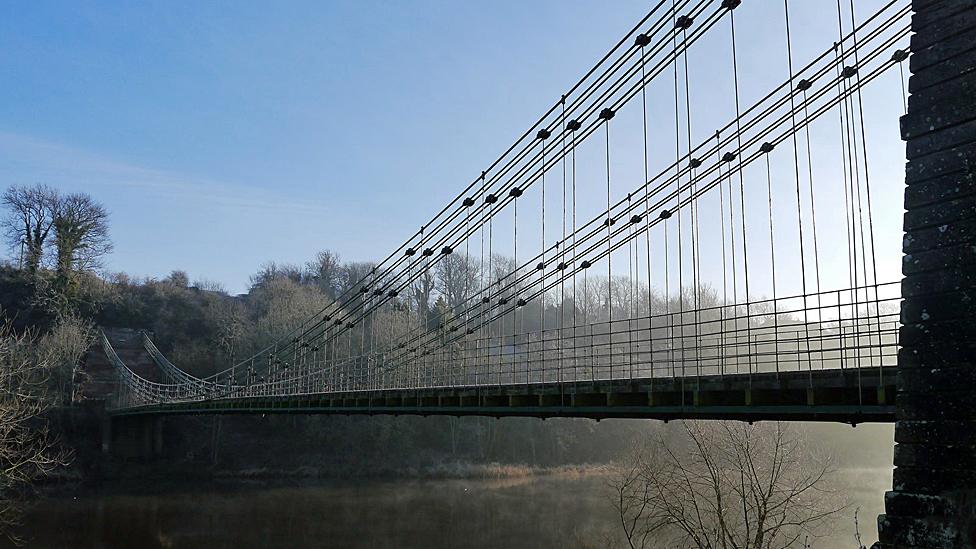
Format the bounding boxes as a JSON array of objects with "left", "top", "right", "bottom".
[{"left": 10, "top": 467, "right": 890, "bottom": 548}]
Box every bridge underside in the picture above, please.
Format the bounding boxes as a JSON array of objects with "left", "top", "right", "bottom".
[{"left": 110, "top": 367, "right": 896, "bottom": 423}]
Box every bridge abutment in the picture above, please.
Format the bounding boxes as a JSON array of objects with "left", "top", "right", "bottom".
[
  {"left": 103, "top": 415, "right": 166, "bottom": 461},
  {"left": 879, "top": 0, "right": 976, "bottom": 546}
]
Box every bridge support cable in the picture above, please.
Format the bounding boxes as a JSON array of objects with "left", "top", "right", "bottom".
[
  {"left": 570, "top": 112, "right": 579, "bottom": 385},
  {"left": 539, "top": 125, "right": 548, "bottom": 385},
  {"left": 307, "top": 0, "right": 702, "bottom": 327},
  {"left": 147, "top": 0, "right": 693, "bottom": 395},
  {"left": 603, "top": 106, "right": 614, "bottom": 382},
  {"left": 717, "top": 130, "right": 728, "bottom": 378},
  {"left": 512, "top": 181, "right": 519, "bottom": 384},
  {"left": 639, "top": 33, "right": 654, "bottom": 391},
  {"left": 113, "top": 0, "right": 913, "bottom": 409},
  {"left": 800, "top": 63, "right": 826, "bottom": 373},
  {"left": 679, "top": 16, "right": 703, "bottom": 392},
  {"left": 559, "top": 96, "right": 567, "bottom": 391},
  {"left": 221, "top": 0, "right": 720, "bottom": 378},
  {"left": 845, "top": 0, "right": 885, "bottom": 393},
  {"left": 783, "top": 0, "right": 813, "bottom": 390},
  {"left": 290, "top": 2, "right": 900, "bottom": 392},
  {"left": 312, "top": 35, "right": 908, "bottom": 398},
  {"left": 762, "top": 142, "right": 780, "bottom": 376},
  {"left": 729, "top": 2, "right": 754, "bottom": 395},
  {"left": 328, "top": 22, "right": 908, "bottom": 394},
  {"left": 836, "top": 1, "right": 868, "bottom": 406},
  {"left": 278, "top": 0, "right": 904, "bottom": 386},
  {"left": 671, "top": 1, "right": 684, "bottom": 400},
  {"left": 392, "top": 32, "right": 912, "bottom": 376}
]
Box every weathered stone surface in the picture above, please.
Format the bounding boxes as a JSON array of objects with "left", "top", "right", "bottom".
[
  {"left": 908, "top": 6, "right": 976, "bottom": 53},
  {"left": 906, "top": 119, "right": 976, "bottom": 161},
  {"left": 894, "top": 442, "right": 976, "bottom": 468},
  {"left": 907, "top": 67, "right": 976, "bottom": 110},
  {"left": 878, "top": 513, "right": 963, "bottom": 547},
  {"left": 903, "top": 195, "right": 976, "bottom": 231},
  {"left": 897, "top": 390, "right": 976, "bottom": 420},
  {"left": 894, "top": 466, "right": 976, "bottom": 493},
  {"left": 911, "top": 0, "right": 976, "bottom": 33},
  {"left": 897, "top": 340, "right": 976, "bottom": 367},
  {"left": 899, "top": 310, "right": 976, "bottom": 335},
  {"left": 902, "top": 241, "right": 976, "bottom": 274},
  {"left": 908, "top": 49, "right": 976, "bottom": 94},
  {"left": 897, "top": 363, "right": 976, "bottom": 389},
  {"left": 904, "top": 169, "right": 975, "bottom": 208},
  {"left": 900, "top": 289, "right": 976, "bottom": 322},
  {"left": 894, "top": 420, "right": 976, "bottom": 447},
  {"left": 901, "top": 266, "right": 976, "bottom": 296},
  {"left": 903, "top": 141, "right": 976, "bottom": 184},
  {"left": 902, "top": 217, "right": 976, "bottom": 253},
  {"left": 885, "top": 490, "right": 957, "bottom": 517},
  {"left": 910, "top": 29, "right": 976, "bottom": 74},
  {"left": 903, "top": 79, "right": 976, "bottom": 140}
]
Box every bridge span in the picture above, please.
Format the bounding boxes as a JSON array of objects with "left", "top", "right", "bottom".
[
  {"left": 100, "top": 321, "right": 896, "bottom": 424},
  {"left": 108, "top": 368, "right": 896, "bottom": 423}
]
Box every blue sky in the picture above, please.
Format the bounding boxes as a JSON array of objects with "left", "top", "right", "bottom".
[{"left": 0, "top": 1, "right": 908, "bottom": 297}]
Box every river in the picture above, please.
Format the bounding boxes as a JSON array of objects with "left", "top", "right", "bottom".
[{"left": 9, "top": 466, "right": 890, "bottom": 548}]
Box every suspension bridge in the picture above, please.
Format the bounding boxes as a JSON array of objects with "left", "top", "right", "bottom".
[
  {"left": 89, "top": 0, "right": 976, "bottom": 544},
  {"left": 99, "top": 0, "right": 910, "bottom": 423}
]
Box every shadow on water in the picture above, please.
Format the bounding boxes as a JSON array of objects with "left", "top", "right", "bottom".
[{"left": 8, "top": 475, "right": 619, "bottom": 549}]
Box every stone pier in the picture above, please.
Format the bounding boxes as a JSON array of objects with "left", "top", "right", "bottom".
[{"left": 878, "top": 0, "right": 976, "bottom": 546}]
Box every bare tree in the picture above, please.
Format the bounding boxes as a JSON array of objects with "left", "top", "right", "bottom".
[
  {"left": 435, "top": 253, "right": 480, "bottom": 310},
  {"left": 339, "top": 261, "right": 377, "bottom": 297},
  {"left": 611, "top": 421, "right": 844, "bottom": 549},
  {"left": 1, "top": 184, "right": 59, "bottom": 275},
  {"left": 409, "top": 268, "right": 435, "bottom": 322},
  {"left": 193, "top": 278, "right": 226, "bottom": 293},
  {"left": 209, "top": 298, "right": 248, "bottom": 362},
  {"left": 575, "top": 275, "right": 608, "bottom": 324},
  {"left": 52, "top": 193, "right": 112, "bottom": 277},
  {"left": 305, "top": 250, "right": 344, "bottom": 299},
  {"left": 0, "top": 319, "right": 71, "bottom": 542},
  {"left": 36, "top": 315, "right": 96, "bottom": 406},
  {"left": 249, "top": 276, "right": 330, "bottom": 349},
  {"left": 249, "top": 261, "right": 303, "bottom": 290},
  {"left": 165, "top": 270, "right": 190, "bottom": 288}
]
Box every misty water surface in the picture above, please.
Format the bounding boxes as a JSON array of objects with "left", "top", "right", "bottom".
[{"left": 11, "top": 467, "right": 890, "bottom": 549}]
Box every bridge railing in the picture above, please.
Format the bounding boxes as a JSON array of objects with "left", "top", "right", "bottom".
[
  {"left": 108, "top": 284, "right": 898, "bottom": 409},
  {"left": 302, "top": 282, "right": 900, "bottom": 394},
  {"left": 141, "top": 331, "right": 218, "bottom": 391},
  {"left": 151, "top": 282, "right": 897, "bottom": 404}
]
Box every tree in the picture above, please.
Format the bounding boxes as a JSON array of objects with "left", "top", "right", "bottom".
[
  {"left": 1, "top": 184, "right": 59, "bottom": 275},
  {"left": 208, "top": 298, "right": 247, "bottom": 362},
  {"left": 37, "top": 315, "right": 95, "bottom": 406},
  {"left": 165, "top": 270, "right": 190, "bottom": 288},
  {"left": 339, "top": 261, "right": 377, "bottom": 298},
  {"left": 0, "top": 319, "right": 71, "bottom": 542},
  {"left": 305, "top": 250, "right": 344, "bottom": 299},
  {"left": 248, "top": 276, "right": 330, "bottom": 349},
  {"left": 435, "top": 253, "right": 480, "bottom": 311},
  {"left": 611, "top": 421, "right": 844, "bottom": 549},
  {"left": 409, "top": 268, "right": 435, "bottom": 322},
  {"left": 249, "top": 262, "right": 303, "bottom": 290},
  {"left": 52, "top": 193, "right": 112, "bottom": 278}
]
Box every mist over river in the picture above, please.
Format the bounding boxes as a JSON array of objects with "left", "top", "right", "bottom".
[{"left": 10, "top": 465, "right": 890, "bottom": 548}]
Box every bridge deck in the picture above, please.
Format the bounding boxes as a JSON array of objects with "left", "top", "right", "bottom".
[{"left": 110, "top": 366, "right": 896, "bottom": 423}]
